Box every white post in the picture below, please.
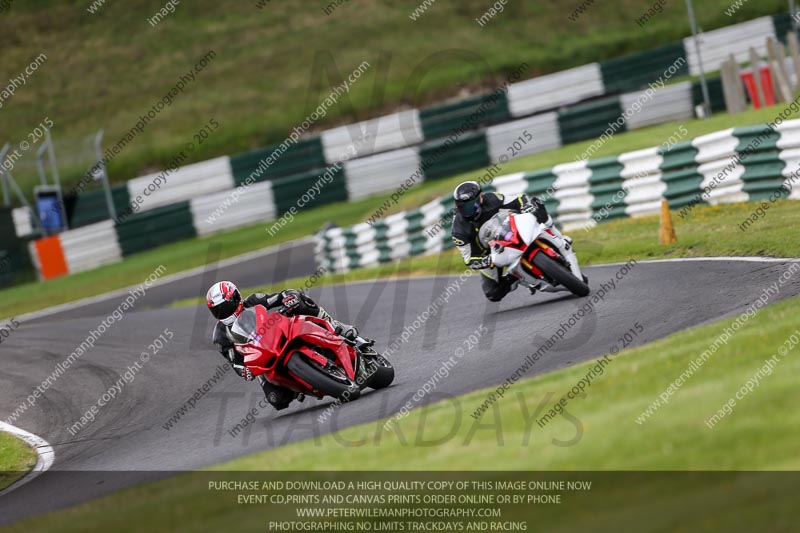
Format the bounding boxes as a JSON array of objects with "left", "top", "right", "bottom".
[{"left": 686, "top": 0, "right": 711, "bottom": 117}]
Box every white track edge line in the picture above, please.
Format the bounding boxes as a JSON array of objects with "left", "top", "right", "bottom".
[
  {"left": 331, "top": 256, "right": 800, "bottom": 286},
  {"left": 8, "top": 237, "right": 315, "bottom": 323},
  {"left": 0, "top": 422, "right": 54, "bottom": 497}
]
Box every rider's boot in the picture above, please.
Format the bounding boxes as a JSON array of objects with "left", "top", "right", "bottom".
[
  {"left": 259, "top": 375, "right": 299, "bottom": 411},
  {"left": 354, "top": 336, "right": 376, "bottom": 353},
  {"left": 331, "top": 319, "right": 359, "bottom": 341},
  {"left": 500, "top": 274, "right": 520, "bottom": 295}
]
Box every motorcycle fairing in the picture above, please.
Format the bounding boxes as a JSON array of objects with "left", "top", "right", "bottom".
[{"left": 236, "top": 306, "right": 356, "bottom": 384}]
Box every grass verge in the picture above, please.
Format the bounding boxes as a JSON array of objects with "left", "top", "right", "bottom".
[{"left": 0, "top": 432, "right": 37, "bottom": 492}]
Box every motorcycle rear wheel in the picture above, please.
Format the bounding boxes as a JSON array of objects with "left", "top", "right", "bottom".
[
  {"left": 532, "top": 253, "right": 590, "bottom": 297},
  {"left": 287, "top": 354, "right": 361, "bottom": 402}
]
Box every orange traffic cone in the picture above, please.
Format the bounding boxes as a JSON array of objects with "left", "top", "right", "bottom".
[{"left": 659, "top": 199, "right": 677, "bottom": 245}]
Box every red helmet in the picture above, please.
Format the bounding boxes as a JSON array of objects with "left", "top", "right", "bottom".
[{"left": 206, "top": 281, "right": 243, "bottom": 326}]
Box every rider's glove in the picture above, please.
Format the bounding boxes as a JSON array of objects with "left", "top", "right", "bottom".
[
  {"left": 523, "top": 197, "right": 548, "bottom": 223},
  {"left": 235, "top": 364, "right": 254, "bottom": 381},
  {"left": 468, "top": 256, "right": 493, "bottom": 270},
  {"left": 279, "top": 290, "right": 302, "bottom": 314},
  {"left": 332, "top": 320, "right": 359, "bottom": 341}
]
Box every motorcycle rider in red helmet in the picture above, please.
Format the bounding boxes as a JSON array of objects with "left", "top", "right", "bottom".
[{"left": 206, "top": 281, "right": 360, "bottom": 411}]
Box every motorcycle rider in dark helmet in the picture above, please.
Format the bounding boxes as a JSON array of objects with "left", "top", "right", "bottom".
[
  {"left": 206, "top": 281, "right": 360, "bottom": 411},
  {"left": 450, "top": 181, "right": 572, "bottom": 302}
]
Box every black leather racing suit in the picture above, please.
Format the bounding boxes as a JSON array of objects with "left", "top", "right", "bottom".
[
  {"left": 451, "top": 192, "right": 549, "bottom": 302},
  {"left": 212, "top": 289, "right": 334, "bottom": 410}
]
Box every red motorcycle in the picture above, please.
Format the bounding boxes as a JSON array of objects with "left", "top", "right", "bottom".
[{"left": 230, "top": 305, "right": 394, "bottom": 403}]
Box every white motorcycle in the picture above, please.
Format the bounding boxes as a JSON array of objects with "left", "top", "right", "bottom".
[{"left": 481, "top": 210, "right": 590, "bottom": 297}]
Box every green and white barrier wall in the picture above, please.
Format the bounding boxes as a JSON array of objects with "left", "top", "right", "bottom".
[{"left": 315, "top": 119, "right": 800, "bottom": 273}]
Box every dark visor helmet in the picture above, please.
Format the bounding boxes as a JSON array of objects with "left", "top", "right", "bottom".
[
  {"left": 454, "top": 181, "right": 483, "bottom": 220},
  {"left": 206, "top": 281, "right": 243, "bottom": 326}
]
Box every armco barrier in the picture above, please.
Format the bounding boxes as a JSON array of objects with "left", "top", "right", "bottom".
[
  {"left": 600, "top": 42, "right": 689, "bottom": 94},
  {"left": 735, "top": 125, "right": 785, "bottom": 201},
  {"left": 271, "top": 165, "right": 348, "bottom": 214},
  {"left": 619, "top": 147, "right": 665, "bottom": 218},
  {"left": 343, "top": 147, "right": 422, "bottom": 201},
  {"left": 558, "top": 97, "right": 626, "bottom": 145},
  {"left": 418, "top": 131, "right": 490, "bottom": 181},
  {"left": 485, "top": 113, "right": 561, "bottom": 164},
  {"left": 11, "top": 207, "right": 34, "bottom": 238},
  {"left": 116, "top": 202, "right": 196, "bottom": 257},
  {"left": 321, "top": 110, "right": 424, "bottom": 164},
  {"left": 230, "top": 137, "right": 326, "bottom": 186},
  {"left": 59, "top": 220, "right": 122, "bottom": 274},
  {"left": 69, "top": 185, "right": 131, "bottom": 228},
  {"left": 126, "top": 156, "right": 234, "bottom": 214},
  {"left": 316, "top": 119, "right": 800, "bottom": 273},
  {"left": 27, "top": 115, "right": 800, "bottom": 281},
  {"left": 420, "top": 92, "right": 512, "bottom": 139},
  {"left": 190, "top": 180, "right": 276, "bottom": 236},
  {"left": 660, "top": 140, "right": 704, "bottom": 208},
  {"left": 684, "top": 16, "right": 776, "bottom": 77},
  {"left": 507, "top": 63, "right": 605, "bottom": 118},
  {"left": 621, "top": 82, "right": 694, "bottom": 130},
  {"left": 27, "top": 219, "right": 121, "bottom": 281}
]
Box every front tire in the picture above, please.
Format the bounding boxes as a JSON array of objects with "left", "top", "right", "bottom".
[
  {"left": 532, "top": 253, "right": 590, "bottom": 297},
  {"left": 286, "top": 353, "right": 361, "bottom": 402},
  {"left": 363, "top": 355, "right": 394, "bottom": 390}
]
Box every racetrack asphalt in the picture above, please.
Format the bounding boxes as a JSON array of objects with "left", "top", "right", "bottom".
[{"left": 1, "top": 250, "right": 799, "bottom": 525}]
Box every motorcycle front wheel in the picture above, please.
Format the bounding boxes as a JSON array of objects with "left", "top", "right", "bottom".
[
  {"left": 532, "top": 253, "right": 590, "bottom": 297},
  {"left": 363, "top": 354, "right": 395, "bottom": 390},
  {"left": 287, "top": 353, "right": 361, "bottom": 402}
]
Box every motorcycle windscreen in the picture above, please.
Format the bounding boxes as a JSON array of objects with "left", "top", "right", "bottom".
[
  {"left": 231, "top": 306, "right": 290, "bottom": 351},
  {"left": 478, "top": 212, "right": 509, "bottom": 248},
  {"left": 229, "top": 308, "right": 257, "bottom": 344}
]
